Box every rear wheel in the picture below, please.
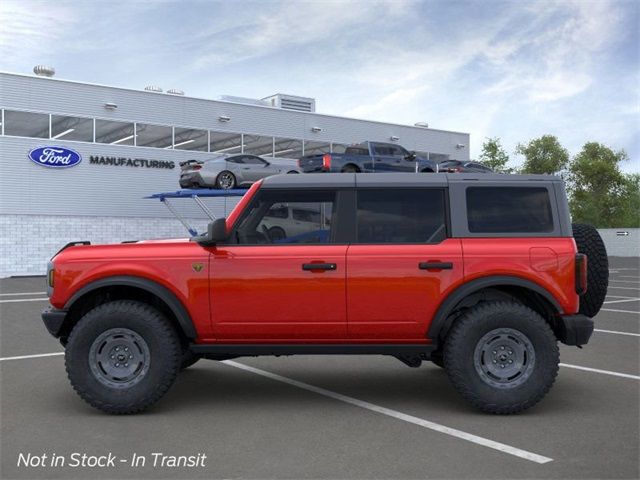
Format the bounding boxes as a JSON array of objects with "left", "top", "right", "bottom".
[
  {"left": 341, "top": 165, "right": 359, "bottom": 173},
  {"left": 572, "top": 223, "right": 608, "bottom": 317},
  {"left": 215, "top": 171, "right": 236, "bottom": 190},
  {"left": 268, "top": 226, "right": 287, "bottom": 242},
  {"left": 65, "top": 300, "right": 182, "bottom": 414},
  {"left": 443, "top": 301, "right": 559, "bottom": 414}
]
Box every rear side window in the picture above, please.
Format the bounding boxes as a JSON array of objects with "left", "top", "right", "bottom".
[
  {"left": 466, "top": 187, "right": 553, "bottom": 233},
  {"left": 356, "top": 189, "right": 447, "bottom": 243}
]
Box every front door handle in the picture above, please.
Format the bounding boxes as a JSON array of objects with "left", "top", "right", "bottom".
[
  {"left": 419, "top": 262, "right": 453, "bottom": 270},
  {"left": 302, "top": 263, "right": 337, "bottom": 271}
]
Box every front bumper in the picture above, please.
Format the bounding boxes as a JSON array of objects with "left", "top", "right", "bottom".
[
  {"left": 557, "top": 314, "right": 594, "bottom": 346},
  {"left": 42, "top": 306, "right": 68, "bottom": 338}
]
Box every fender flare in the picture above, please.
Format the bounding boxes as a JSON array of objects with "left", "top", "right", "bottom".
[
  {"left": 65, "top": 275, "right": 196, "bottom": 339},
  {"left": 427, "top": 275, "right": 563, "bottom": 341}
]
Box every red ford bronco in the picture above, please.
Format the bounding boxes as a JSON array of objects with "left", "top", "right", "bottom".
[{"left": 42, "top": 173, "right": 608, "bottom": 414}]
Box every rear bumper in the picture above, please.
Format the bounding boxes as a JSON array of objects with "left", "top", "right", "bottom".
[
  {"left": 557, "top": 314, "right": 594, "bottom": 346},
  {"left": 42, "top": 306, "right": 67, "bottom": 338}
]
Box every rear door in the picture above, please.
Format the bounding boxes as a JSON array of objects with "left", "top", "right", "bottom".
[
  {"left": 346, "top": 187, "right": 464, "bottom": 341},
  {"left": 210, "top": 188, "right": 349, "bottom": 340}
]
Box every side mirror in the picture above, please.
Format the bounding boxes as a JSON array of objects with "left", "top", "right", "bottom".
[{"left": 192, "top": 218, "right": 227, "bottom": 246}]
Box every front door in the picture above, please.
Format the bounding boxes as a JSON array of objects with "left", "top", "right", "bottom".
[
  {"left": 210, "top": 188, "right": 348, "bottom": 341},
  {"left": 346, "top": 188, "right": 463, "bottom": 341}
]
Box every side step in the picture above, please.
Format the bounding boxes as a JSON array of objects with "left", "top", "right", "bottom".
[{"left": 190, "top": 343, "right": 436, "bottom": 357}]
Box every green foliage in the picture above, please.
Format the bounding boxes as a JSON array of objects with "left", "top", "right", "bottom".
[
  {"left": 478, "top": 137, "right": 512, "bottom": 173},
  {"left": 516, "top": 135, "right": 569, "bottom": 175},
  {"left": 567, "top": 142, "right": 638, "bottom": 228}
]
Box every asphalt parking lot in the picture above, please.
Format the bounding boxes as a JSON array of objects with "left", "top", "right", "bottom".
[{"left": 1, "top": 257, "right": 638, "bottom": 479}]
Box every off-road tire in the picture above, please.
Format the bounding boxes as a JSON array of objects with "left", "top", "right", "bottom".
[
  {"left": 430, "top": 350, "right": 444, "bottom": 368},
  {"left": 443, "top": 301, "right": 559, "bottom": 414},
  {"left": 572, "top": 223, "right": 608, "bottom": 317},
  {"left": 180, "top": 350, "right": 201, "bottom": 370},
  {"left": 65, "top": 300, "right": 182, "bottom": 414}
]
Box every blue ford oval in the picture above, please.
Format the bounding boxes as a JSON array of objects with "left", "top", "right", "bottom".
[{"left": 28, "top": 146, "right": 82, "bottom": 168}]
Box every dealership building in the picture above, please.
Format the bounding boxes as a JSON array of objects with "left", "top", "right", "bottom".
[{"left": 0, "top": 69, "right": 470, "bottom": 277}]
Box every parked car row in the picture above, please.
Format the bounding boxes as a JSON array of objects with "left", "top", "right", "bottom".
[{"left": 179, "top": 141, "right": 493, "bottom": 190}]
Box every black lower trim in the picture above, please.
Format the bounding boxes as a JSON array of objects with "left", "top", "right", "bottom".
[
  {"left": 42, "top": 306, "right": 68, "bottom": 337},
  {"left": 556, "top": 314, "right": 594, "bottom": 346},
  {"left": 190, "top": 343, "right": 436, "bottom": 357}
]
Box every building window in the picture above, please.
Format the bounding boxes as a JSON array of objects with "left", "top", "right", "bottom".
[
  {"left": 356, "top": 189, "right": 446, "bottom": 243},
  {"left": 244, "top": 134, "right": 274, "bottom": 156},
  {"left": 273, "top": 137, "right": 303, "bottom": 159},
  {"left": 330, "top": 143, "right": 349, "bottom": 154},
  {"left": 136, "top": 123, "right": 173, "bottom": 148},
  {"left": 466, "top": 187, "right": 554, "bottom": 233},
  {"left": 3, "top": 110, "right": 49, "bottom": 138},
  {"left": 50, "top": 115, "right": 93, "bottom": 142},
  {"left": 95, "top": 119, "right": 135, "bottom": 145},
  {"left": 173, "top": 127, "right": 208, "bottom": 151},
  {"left": 210, "top": 131, "right": 243, "bottom": 154},
  {"left": 304, "top": 141, "right": 331, "bottom": 156}
]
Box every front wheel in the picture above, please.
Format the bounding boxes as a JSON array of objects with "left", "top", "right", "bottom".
[
  {"left": 65, "top": 300, "right": 182, "bottom": 414},
  {"left": 443, "top": 301, "right": 559, "bottom": 414}
]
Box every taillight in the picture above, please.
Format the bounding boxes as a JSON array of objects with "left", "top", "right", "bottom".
[
  {"left": 297, "top": 159, "right": 302, "bottom": 167},
  {"left": 322, "top": 154, "right": 332, "bottom": 170},
  {"left": 575, "top": 253, "right": 588, "bottom": 295}
]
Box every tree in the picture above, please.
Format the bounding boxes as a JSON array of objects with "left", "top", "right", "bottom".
[
  {"left": 567, "top": 142, "right": 638, "bottom": 228},
  {"left": 516, "top": 135, "right": 569, "bottom": 175},
  {"left": 478, "top": 137, "right": 512, "bottom": 173}
]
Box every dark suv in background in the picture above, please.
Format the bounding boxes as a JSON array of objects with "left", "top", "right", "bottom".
[{"left": 439, "top": 160, "right": 493, "bottom": 173}]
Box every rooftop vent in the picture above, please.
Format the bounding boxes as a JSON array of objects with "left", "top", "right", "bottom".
[
  {"left": 262, "top": 94, "right": 316, "bottom": 113},
  {"left": 33, "top": 65, "right": 55, "bottom": 77},
  {"left": 219, "top": 95, "right": 270, "bottom": 107},
  {"left": 144, "top": 85, "right": 163, "bottom": 92},
  {"left": 167, "top": 89, "right": 185, "bottom": 96}
]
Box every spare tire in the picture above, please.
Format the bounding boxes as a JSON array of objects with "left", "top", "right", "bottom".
[{"left": 572, "top": 224, "right": 608, "bottom": 317}]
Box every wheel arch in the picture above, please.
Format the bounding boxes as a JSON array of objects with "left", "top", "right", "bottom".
[
  {"left": 61, "top": 276, "right": 196, "bottom": 343},
  {"left": 341, "top": 163, "right": 361, "bottom": 172},
  {"left": 428, "top": 276, "right": 563, "bottom": 342}
]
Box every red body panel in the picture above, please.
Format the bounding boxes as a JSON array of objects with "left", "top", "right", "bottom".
[
  {"left": 346, "top": 240, "right": 463, "bottom": 342},
  {"left": 461, "top": 238, "right": 579, "bottom": 315}
]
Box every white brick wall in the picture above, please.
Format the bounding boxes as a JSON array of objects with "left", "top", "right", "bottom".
[{"left": 0, "top": 214, "right": 211, "bottom": 277}]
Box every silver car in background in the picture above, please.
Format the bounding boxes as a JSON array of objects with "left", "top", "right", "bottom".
[{"left": 179, "top": 154, "right": 300, "bottom": 189}]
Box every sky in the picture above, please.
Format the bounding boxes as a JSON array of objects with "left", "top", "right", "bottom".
[{"left": 1, "top": 0, "right": 638, "bottom": 172}]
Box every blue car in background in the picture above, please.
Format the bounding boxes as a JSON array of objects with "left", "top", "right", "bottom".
[{"left": 298, "top": 141, "right": 438, "bottom": 174}]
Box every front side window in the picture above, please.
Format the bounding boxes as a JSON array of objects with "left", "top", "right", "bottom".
[
  {"left": 356, "top": 189, "right": 446, "bottom": 243},
  {"left": 242, "top": 155, "right": 267, "bottom": 165},
  {"left": 235, "top": 190, "right": 335, "bottom": 244},
  {"left": 466, "top": 187, "right": 554, "bottom": 233}
]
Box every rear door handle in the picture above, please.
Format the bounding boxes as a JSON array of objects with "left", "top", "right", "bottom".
[
  {"left": 419, "top": 262, "right": 453, "bottom": 270},
  {"left": 302, "top": 263, "right": 337, "bottom": 271}
]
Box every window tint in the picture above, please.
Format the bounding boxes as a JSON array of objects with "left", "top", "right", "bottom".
[
  {"left": 227, "top": 156, "right": 244, "bottom": 164},
  {"left": 136, "top": 123, "right": 172, "bottom": 148},
  {"left": 345, "top": 147, "right": 369, "bottom": 156},
  {"left": 51, "top": 115, "right": 93, "bottom": 142},
  {"left": 242, "top": 155, "right": 266, "bottom": 165},
  {"left": 4, "top": 110, "right": 49, "bottom": 138},
  {"left": 466, "top": 187, "right": 554, "bottom": 233},
  {"left": 95, "top": 119, "right": 135, "bottom": 145},
  {"left": 173, "top": 127, "right": 208, "bottom": 151},
  {"left": 236, "top": 190, "right": 335, "bottom": 244},
  {"left": 356, "top": 189, "right": 446, "bottom": 243}
]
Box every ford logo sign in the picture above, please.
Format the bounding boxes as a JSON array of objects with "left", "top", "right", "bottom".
[{"left": 28, "top": 146, "right": 82, "bottom": 168}]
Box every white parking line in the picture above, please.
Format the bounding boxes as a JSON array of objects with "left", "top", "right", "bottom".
[
  {"left": 0, "top": 292, "right": 47, "bottom": 296},
  {"left": 223, "top": 360, "right": 553, "bottom": 464},
  {"left": 0, "top": 352, "right": 64, "bottom": 362},
  {"left": 601, "top": 308, "right": 640, "bottom": 314},
  {"left": 606, "top": 286, "right": 640, "bottom": 291},
  {"left": 594, "top": 328, "right": 640, "bottom": 337},
  {"left": 603, "top": 298, "right": 640, "bottom": 305},
  {"left": 609, "top": 280, "right": 640, "bottom": 285},
  {"left": 560, "top": 363, "right": 640, "bottom": 380},
  {"left": 616, "top": 275, "right": 640, "bottom": 279},
  {"left": 606, "top": 295, "right": 637, "bottom": 299},
  {"left": 0, "top": 298, "right": 49, "bottom": 304}
]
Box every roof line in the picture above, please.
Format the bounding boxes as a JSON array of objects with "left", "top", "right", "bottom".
[{"left": 0, "top": 71, "right": 470, "bottom": 136}]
